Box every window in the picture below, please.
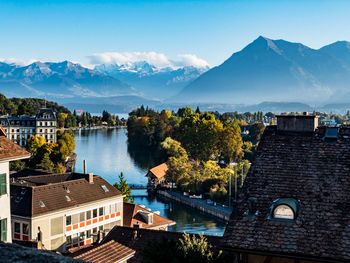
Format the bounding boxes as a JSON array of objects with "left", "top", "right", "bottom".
[
  {"left": 273, "top": 205, "right": 294, "bottom": 220},
  {"left": 0, "top": 174, "right": 7, "bottom": 196},
  {"left": 92, "top": 227, "right": 97, "bottom": 234},
  {"left": 99, "top": 207, "right": 104, "bottom": 216},
  {"left": 14, "top": 222, "right": 21, "bottom": 234},
  {"left": 0, "top": 218, "right": 7, "bottom": 242},
  {"left": 66, "top": 215, "right": 72, "bottom": 226},
  {"left": 66, "top": 235, "right": 72, "bottom": 245},
  {"left": 93, "top": 209, "right": 98, "bottom": 218},
  {"left": 86, "top": 230, "right": 91, "bottom": 238},
  {"left": 110, "top": 204, "right": 115, "bottom": 214},
  {"left": 101, "top": 185, "right": 109, "bottom": 192},
  {"left": 72, "top": 214, "right": 79, "bottom": 225},
  {"left": 79, "top": 232, "right": 85, "bottom": 241},
  {"left": 86, "top": 211, "right": 91, "bottom": 220},
  {"left": 269, "top": 198, "right": 299, "bottom": 221},
  {"left": 79, "top": 212, "right": 85, "bottom": 222},
  {"left": 23, "top": 223, "right": 29, "bottom": 236}
]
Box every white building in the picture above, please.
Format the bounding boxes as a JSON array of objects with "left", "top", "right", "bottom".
[
  {"left": 0, "top": 128, "right": 30, "bottom": 243},
  {"left": 10, "top": 172, "right": 123, "bottom": 252},
  {"left": 0, "top": 108, "right": 57, "bottom": 147}
]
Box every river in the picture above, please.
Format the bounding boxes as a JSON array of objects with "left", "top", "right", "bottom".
[{"left": 74, "top": 127, "right": 226, "bottom": 236}]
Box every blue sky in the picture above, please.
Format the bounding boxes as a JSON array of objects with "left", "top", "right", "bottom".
[{"left": 1, "top": 0, "right": 350, "bottom": 68}]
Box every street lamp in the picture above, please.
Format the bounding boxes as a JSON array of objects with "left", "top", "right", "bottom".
[{"left": 229, "top": 162, "right": 237, "bottom": 208}]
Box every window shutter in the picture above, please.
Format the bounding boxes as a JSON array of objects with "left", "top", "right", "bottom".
[
  {"left": 0, "top": 218, "right": 7, "bottom": 242},
  {"left": 0, "top": 174, "right": 7, "bottom": 196}
]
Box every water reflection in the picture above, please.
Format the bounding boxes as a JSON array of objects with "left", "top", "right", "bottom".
[
  {"left": 74, "top": 128, "right": 226, "bottom": 236},
  {"left": 132, "top": 190, "right": 226, "bottom": 236}
]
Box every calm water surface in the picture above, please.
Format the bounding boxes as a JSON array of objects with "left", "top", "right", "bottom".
[{"left": 74, "top": 128, "right": 226, "bottom": 236}]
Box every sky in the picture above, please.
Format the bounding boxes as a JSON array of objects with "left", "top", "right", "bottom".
[{"left": 1, "top": 0, "right": 350, "bottom": 68}]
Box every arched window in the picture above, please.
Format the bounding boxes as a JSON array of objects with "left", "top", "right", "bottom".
[
  {"left": 273, "top": 204, "right": 294, "bottom": 220},
  {"left": 269, "top": 198, "right": 299, "bottom": 221}
]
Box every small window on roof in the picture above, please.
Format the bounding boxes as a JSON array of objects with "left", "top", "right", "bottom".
[
  {"left": 269, "top": 198, "right": 299, "bottom": 221},
  {"left": 101, "top": 185, "right": 109, "bottom": 192},
  {"left": 273, "top": 205, "right": 294, "bottom": 220},
  {"left": 39, "top": 200, "right": 46, "bottom": 208},
  {"left": 65, "top": 195, "right": 71, "bottom": 202}
]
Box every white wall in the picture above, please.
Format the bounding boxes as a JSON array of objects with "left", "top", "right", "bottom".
[
  {"left": 0, "top": 161, "right": 12, "bottom": 242},
  {"left": 13, "top": 195, "right": 123, "bottom": 251}
]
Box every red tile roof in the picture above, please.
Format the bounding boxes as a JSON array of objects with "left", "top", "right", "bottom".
[
  {"left": 147, "top": 163, "right": 168, "bottom": 180},
  {"left": 123, "top": 203, "right": 175, "bottom": 230},
  {"left": 0, "top": 130, "right": 30, "bottom": 162},
  {"left": 73, "top": 240, "right": 135, "bottom": 263}
]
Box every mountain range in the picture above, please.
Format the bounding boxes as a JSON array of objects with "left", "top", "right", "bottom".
[
  {"left": 175, "top": 36, "right": 350, "bottom": 105},
  {"left": 95, "top": 61, "right": 208, "bottom": 99},
  {"left": 1, "top": 36, "right": 350, "bottom": 113}
]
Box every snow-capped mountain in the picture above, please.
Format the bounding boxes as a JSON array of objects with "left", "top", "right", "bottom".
[
  {"left": 175, "top": 36, "right": 350, "bottom": 104},
  {"left": 0, "top": 61, "right": 136, "bottom": 99},
  {"left": 95, "top": 61, "right": 209, "bottom": 99}
]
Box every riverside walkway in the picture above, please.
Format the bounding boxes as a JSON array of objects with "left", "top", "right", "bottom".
[{"left": 157, "top": 190, "right": 233, "bottom": 221}]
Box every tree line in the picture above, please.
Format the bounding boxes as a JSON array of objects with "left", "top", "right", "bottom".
[
  {"left": 127, "top": 106, "right": 266, "bottom": 203},
  {"left": 0, "top": 93, "right": 126, "bottom": 128}
]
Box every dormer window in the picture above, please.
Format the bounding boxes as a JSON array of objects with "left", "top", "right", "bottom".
[
  {"left": 273, "top": 204, "right": 294, "bottom": 219},
  {"left": 269, "top": 198, "right": 299, "bottom": 221}
]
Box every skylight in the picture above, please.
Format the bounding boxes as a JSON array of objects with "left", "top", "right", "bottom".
[
  {"left": 101, "top": 185, "right": 109, "bottom": 192},
  {"left": 65, "top": 195, "right": 71, "bottom": 202},
  {"left": 39, "top": 200, "right": 46, "bottom": 208}
]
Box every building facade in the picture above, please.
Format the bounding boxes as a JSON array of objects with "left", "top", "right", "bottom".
[
  {"left": 10, "top": 172, "right": 123, "bottom": 252},
  {"left": 0, "top": 128, "right": 30, "bottom": 243},
  {"left": 222, "top": 114, "right": 350, "bottom": 263},
  {"left": 0, "top": 108, "right": 57, "bottom": 147}
]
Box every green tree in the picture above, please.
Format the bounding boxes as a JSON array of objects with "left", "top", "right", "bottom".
[
  {"left": 174, "top": 112, "right": 223, "bottom": 161},
  {"left": 114, "top": 172, "right": 133, "bottom": 203},
  {"left": 219, "top": 121, "right": 243, "bottom": 164},
  {"left": 37, "top": 153, "right": 55, "bottom": 172},
  {"left": 178, "top": 234, "right": 222, "bottom": 263},
  {"left": 26, "top": 135, "right": 46, "bottom": 155}
]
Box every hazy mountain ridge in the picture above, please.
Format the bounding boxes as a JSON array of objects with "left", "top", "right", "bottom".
[
  {"left": 175, "top": 36, "right": 350, "bottom": 104},
  {"left": 95, "top": 61, "right": 208, "bottom": 99},
  {"left": 0, "top": 61, "right": 135, "bottom": 99}
]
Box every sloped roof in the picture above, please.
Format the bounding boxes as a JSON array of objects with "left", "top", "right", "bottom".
[
  {"left": 147, "top": 163, "right": 168, "bottom": 180},
  {"left": 123, "top": 203, "right": 175, "bottom": 230},
  {"left": 102, "top": 226, "right": 221, "bottom": 263},
  {"left": 222, "top": 125, "right": 350, "bottom": 262},
  {"left": 11, "top": 173, "right": 122, "bottom": 217},
  {"left": 0, "top": 129, "right": 30, "bottom": 162},
  {"left": 72, "top": 240, "right": 135, "bottom": 263}
]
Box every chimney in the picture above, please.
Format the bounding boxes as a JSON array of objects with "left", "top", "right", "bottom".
[
  {"left": 276, "top": 113, "right": 318, "bottom": 132},
  {"left": 83, "top": 160, "right": 87, "bottom": 174},
  {"left": 87, "top": 172, "right": 94, "bottom": 184}
]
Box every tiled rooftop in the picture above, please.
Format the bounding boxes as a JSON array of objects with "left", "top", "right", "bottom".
[{"left": 222, "top": 124, "right": 350, "bottom": 262}]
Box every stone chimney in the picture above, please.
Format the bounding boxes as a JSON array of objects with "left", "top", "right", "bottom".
[
  {"left": 85, "top": 172, "right": 94, "bottom": 184},
  {"left": 276, "top": 112, "right": 318, "bottom": 132}
]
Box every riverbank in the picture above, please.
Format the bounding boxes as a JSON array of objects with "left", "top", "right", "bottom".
[
  {"left": 62, "top": 125, "right": 126, "bottom": 131},
  {"left": 157, "top": 190, "right": 233, "bottom": 221}
]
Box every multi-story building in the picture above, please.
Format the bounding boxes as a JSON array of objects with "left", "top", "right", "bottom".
[
  {"left": 0, "top": 108, "right": 57, "bottom": 147},
  {"left": 0, "top": 128, "right": 30, "bottom": 243},
  {"left": 10, "top": 172, "right": 123, "bottom": 252}
]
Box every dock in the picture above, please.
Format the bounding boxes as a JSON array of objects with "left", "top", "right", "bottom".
[{"left": 157, "top": 190, "right": 233, "bottom": 221}]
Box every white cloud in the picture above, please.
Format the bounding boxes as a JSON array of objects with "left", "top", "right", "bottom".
[
  {"left": 88, "top": 51, "right": 209, "bottom": 69},
  {"left": 0, "top": 58, "right": 38, "bottom": 66},
  {"left": 175, "top": 54, "right": 210, "bottom": 68}
]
